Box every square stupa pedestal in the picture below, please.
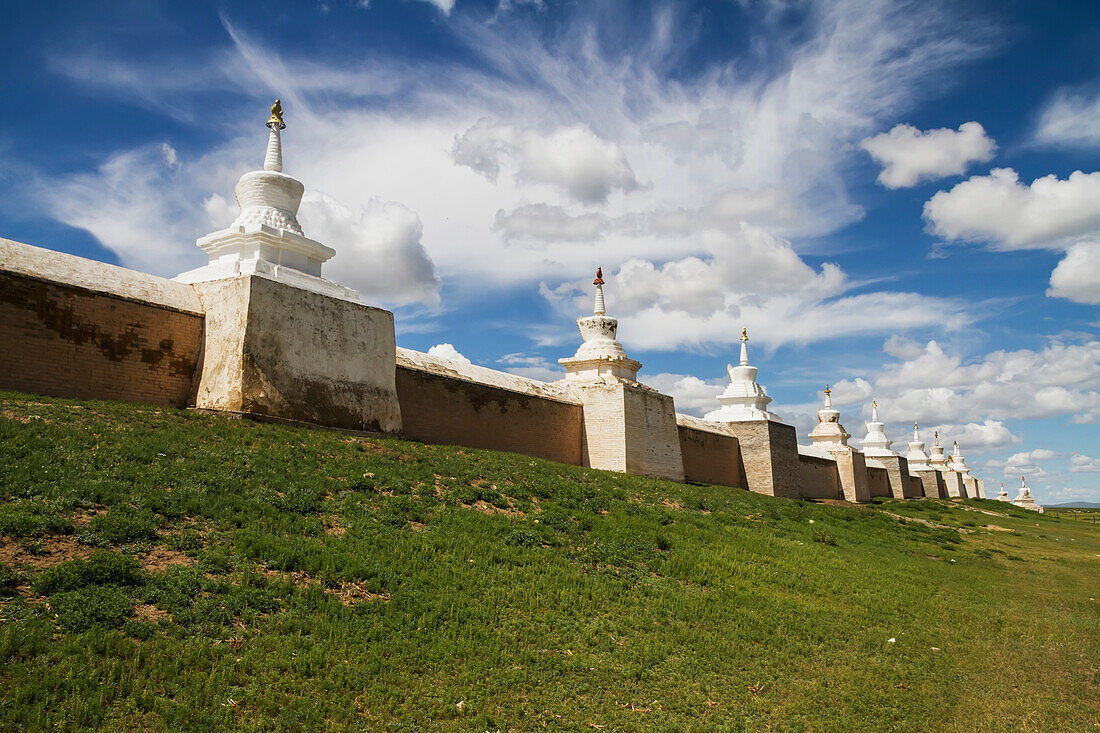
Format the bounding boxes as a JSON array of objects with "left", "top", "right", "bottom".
[
  {"left": 568, "top": 379, "right": 685, "bottom": 482},
  {"left": 191, "top": 276, "right": 401, "bottom": 433},
  {"left": 913, "top": 469, "right": 946, "bottom": 499},
  {"left": 941, "top": 470, "right": 967, "bottom": 498},
  {"left": 714, "top": 420, "right": 802, "bottom": 499},
  {"left": 874, "top": 454, "right": 918, "bottom": 499}
]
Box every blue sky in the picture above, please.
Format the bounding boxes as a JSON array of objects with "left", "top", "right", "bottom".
[{"left": 3, "top": 0, "right": 1099, "bottom": 503}]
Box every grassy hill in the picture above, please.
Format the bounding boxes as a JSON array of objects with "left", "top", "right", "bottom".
[{"left": 0, "top": 391, "right": 1096, "bottom": 731}]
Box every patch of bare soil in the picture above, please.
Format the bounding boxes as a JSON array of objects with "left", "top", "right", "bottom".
[
  {"left": 135, "top": 604, "right": 171, "bottom": 622},
  {"left": 984, "top": 524, "right": 1012, "bottom": 532},
  {"left": 957, "top": 504, "right": 1009, "bottom": 518},
  {"left": 259, "top": 567, "right": 389, "bottom": 606},
  {"left": 881, "top": 511, "right": 975, "bottom": 533},
  {"left": 659, "top": 499, "right": 684, "bottom": 511},
  {"left": 73, "top": 507, "right": 108, "bottom": 527},
  {"left": 140, "top": 546, "right": 195, "bottom": 572},
  {"left": 0, "top": 409, "right": 52, "bottom": 425},
  {"left": 0, "top": 536, "right": 90, "bottom": 569},
  {"left": 468, "top": 500, "right": 524, "bottom": 517},
  {"left": 323, "top": 516, "right": 346, "bottom": 537}
]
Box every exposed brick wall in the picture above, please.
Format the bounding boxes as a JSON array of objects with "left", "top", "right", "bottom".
[
  {"left": 395, "top": 365, "right": 584, "bottom": 465},
  {"left": 0, "top": 272, "right": 203, "bottom": 407},
  {"left": 677, "top": 425, "right": 741, "bottom": 487}
]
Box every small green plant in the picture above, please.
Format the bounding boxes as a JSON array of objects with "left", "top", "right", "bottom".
[
  {"left": 33, "top": 551, "right": 143, "bottom": 595},
  {"left": 0, "top": 501, "right": 72, "bottom": 538},
  {"left": 0, "top": 563, "right": 21, "bottom": 598},
  {"left": 812, "top": 528, "right": 837, "bottom": 546},
  {"left": 84, "top": 507, "right": 158, "bottom": 545},
  {"left": 21, "top": 539, "right": 46, "bottom": 556},
  {"left": 166, "top": 528, "right": 204, "bottom": 552},
  {"left": 49, "top": 585, "right": 136, "bottom": 632}
]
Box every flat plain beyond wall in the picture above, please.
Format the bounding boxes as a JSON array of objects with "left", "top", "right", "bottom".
[
  {"left": 395, "top": 365, "right": 584, "bottom": 466},
  {"left": 0, "top": 239, "right": 204, "bottom": 407}
]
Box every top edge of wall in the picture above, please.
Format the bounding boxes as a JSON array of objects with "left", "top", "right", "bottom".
[
  {"left": 675, "top": 412, "right": 738, "bottom": 437},
  {"left": 396, "top": 347, "right": 581, "bottom": 405},
  {"left": 0, "top": 238, "right": 204, "bottom": 316}
]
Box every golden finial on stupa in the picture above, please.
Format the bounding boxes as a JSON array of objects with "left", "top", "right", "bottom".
[
  {"left": 741, "top": 327, "right": 748, "bottom": 341},
  {"left": 824, "top": 384, "right": 830, "bottom": 395},
  {"left": 267, "top": 99, "right": 285, "bottom": 130},
  {"left": 873, "top": 398, "right": 877, "bottom": 408}
]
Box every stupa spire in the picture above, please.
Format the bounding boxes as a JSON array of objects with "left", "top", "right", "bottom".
[
  {"left": 906, "top": 420, "right": 930, "bottom": 470},
  {"left": 264, "top": 99, "right": 285, "bottom": 172},
  {"left": 174, "top": 98, "right": 360, "bottom": 302},
  {"left": 860, "top": 397, "right": 895, "bottom": 456},
  {"left": 593, "top": 267, "right": 606, "bottom": 316},
  {"left": 560, "top": 266, "right": 640, "bottom": 382},
  {"left": 928, "top": 430, "right": 948, "bottom": 468},
  {"left": 705, "top": 325, "right": 783, "bottom": 423},
  {"left": 949, "top": 440, "right": 970, "bottom": 474},
  {"left": 809, "top": 384, "right": 850, "bottom": 447}
]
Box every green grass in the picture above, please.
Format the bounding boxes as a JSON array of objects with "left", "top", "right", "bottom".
[{"left": 0, "top": 391, "right": 1097, "bottom": 731}]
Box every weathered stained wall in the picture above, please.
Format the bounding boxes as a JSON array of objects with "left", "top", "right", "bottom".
[
  {"left": 192, "top": 276, "right": 402, "bottom": 433},
  {"left": 395, "top": 364, "right": 584, "bottom": 466},
  {"left": 676, "top": 415, "right": 742, "bottom": 487},
  {"left": 866, "top": 463, "right": 891, "bottom": 498},
  {"left": 0, "top": 239, "right": 204, "bottom": 407},
  {"left": 797, "top": 450, "right": 840, "bottom": 499},
  {"left": 908, "top": 475, "right": 924, "bottom": 498}
]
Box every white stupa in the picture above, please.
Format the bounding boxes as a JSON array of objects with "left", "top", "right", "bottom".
[
  {"left": 559, "top": 268, "right": 641, "bottom": 382},
  {"left": 995, "top": 481, "right": 1010, "bottom": 501},
  {"left": 928, "top": 431, "right": 949, "bottom": 469},
  {"left": 175, "top": 100, "right": 360, "bottom": 302},
  {"left": 948, "top": 441, "right": 970, "bottom": 474},
  {"left": 1012, "top": 476, "right": 1043, "bottom": 512},
  {"left": 808, "top": 386, "right": 851, "bottom": 448},
  {"left": 858, "top": 399, "right": 895, "bottom": 456},
  {"left": 906, "top": 422, "right": 931, "bottom": 470},
  {"left": 704, "top": 328, "right": 783, "bottom": 423}
]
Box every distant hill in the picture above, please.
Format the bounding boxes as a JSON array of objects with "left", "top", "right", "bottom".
[{"left": 1045, "top": 501, "right": 1100, "bottom": 509}]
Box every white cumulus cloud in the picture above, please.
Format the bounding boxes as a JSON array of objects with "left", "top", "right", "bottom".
[
  {"left": 644, "top": 373, "right": 728, "bottom": 416},
  {"left": 452, "top": 119, "right": 641, "bottom": 204},
  {"left": 1034, "top": 89, "right": 1100, "bottom": 149},
  {"left": 427, "top": 343, "right": 470, "bottom": 364},
  {"left": 1069, "top": 453, "right": 1100, "bottom": 473},
  {"left": 823, "top": 337, "right": 1100, "bottom": 454},
  {"left": 860, "top": 121, "right": 995, "bottom": 188},
  {"left": 298, "top": 192, "right": 441, "bottom": 306},
  {"left": 923, "top": 168, "right": 1100, "bottom": 250},
  {"left": 1048, "top": 240, "right": 1100, "bottom": 305}
]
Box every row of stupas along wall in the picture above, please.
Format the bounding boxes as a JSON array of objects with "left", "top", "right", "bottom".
[{"left": 0, "top": 101, "right": 1006, "bottom": 506}]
